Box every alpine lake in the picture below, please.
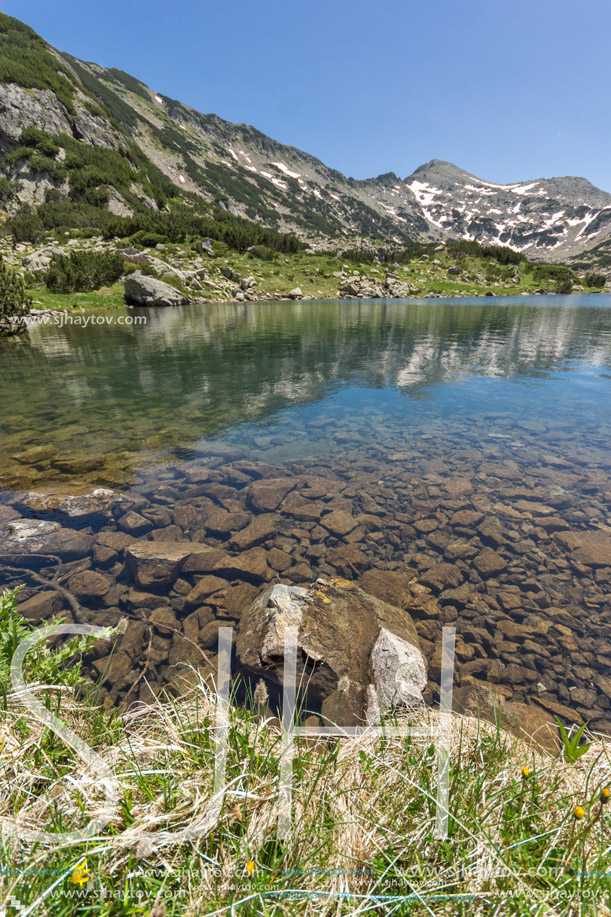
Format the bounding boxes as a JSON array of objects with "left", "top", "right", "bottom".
[{"left": 2, "top": 293, "right": 611, "bottom": 729}]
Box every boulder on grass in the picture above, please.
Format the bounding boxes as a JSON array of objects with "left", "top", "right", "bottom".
[{"left": 124, "top": 272, "right": 188, "bottom": 307}]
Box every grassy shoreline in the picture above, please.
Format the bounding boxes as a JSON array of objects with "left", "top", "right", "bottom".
[
  {"left": 3, "top": 672, "right": 611, "bottom": 915},
  {"left": 14, "top": 240, "right": 607, "bottom": 315},
  {"left": 1, "top": 589, "right": 610, "bottom": 916}
]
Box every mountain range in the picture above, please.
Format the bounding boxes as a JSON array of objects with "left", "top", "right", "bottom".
[{"left": 1, "top": 11, "right": 611, "bottom": 268}]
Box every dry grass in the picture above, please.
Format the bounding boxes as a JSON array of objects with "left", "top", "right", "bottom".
[{"left": 1, "top": 670, "right": 611, "bottom": 915}]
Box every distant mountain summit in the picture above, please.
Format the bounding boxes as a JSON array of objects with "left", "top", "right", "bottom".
[
  {"left": 1, "top": 12, "right": 610, "bottom": 262},
  {"left": 398, "top": 159, "right": 611, "bottom": 259}
]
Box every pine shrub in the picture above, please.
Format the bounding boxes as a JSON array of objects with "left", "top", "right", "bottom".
[
  {"left": 45, "top": 250, "right": 125, "bottom": 292},
  {"left": 0, "top": 256, "right": 32, "bottom": 336}
]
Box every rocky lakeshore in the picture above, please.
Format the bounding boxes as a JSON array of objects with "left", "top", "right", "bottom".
[{"left": 2, "top": 421, "right": 611, "bottom": 740}]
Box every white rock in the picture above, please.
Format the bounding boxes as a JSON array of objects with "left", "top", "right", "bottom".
[{"left": 368, "top": 626, "right": 427, "bottom": 719}]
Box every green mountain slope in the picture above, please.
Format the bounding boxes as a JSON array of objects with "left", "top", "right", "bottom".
[{"left": 1, "top": 10, "right": 611, "bottom": 269}]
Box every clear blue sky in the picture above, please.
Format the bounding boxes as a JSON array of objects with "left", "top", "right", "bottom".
[{"left": 3, "top": 0, "right": 611, "bottom": 190}]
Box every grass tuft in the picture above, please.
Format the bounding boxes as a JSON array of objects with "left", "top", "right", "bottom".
[{"left": 1, "top": 664, "right": 611, "bottom": 914}]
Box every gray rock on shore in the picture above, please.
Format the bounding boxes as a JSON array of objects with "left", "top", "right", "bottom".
[{"left": 124, "top": 272, "right": 189, "bottom": 307}]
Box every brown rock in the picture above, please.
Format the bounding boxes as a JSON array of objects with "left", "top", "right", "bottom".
[
  {"left": 444, "top": 541, "right": 477, "bottom": 561},
  {"left": 17, "top": 591, "right": 61, "bottom": 621},
  {"left": 450, "top": 509, "right": 483, "bottom": 528},
  {"left": 127, "top": 541, "right": 194, "bottom": 588},
  {"left": 247, "top": 477, "right": 296, "bottom": 512},
  {"left": 419, "top": 563, "right": 462, "bottom": 593},
  {"left": 237, "top": 578, "right": 426, "bottom": 726},
  {"left": 231, "top": 460, "right": 279, "bottom": 479},
  {"left": 210, "top": 582, "right": 260, "bottom": 618},
  {"left": 268, "top": 547, "right": 293, "bottom": 572},
  {"left": 151, "top": 525, "right": 185, "bottom": 542},
  {"left": 183, "top": 607, "right": 213, "bottom": 642},
  {"left": 148, "top": 638, "right": 170, "bottom": 667},
  {"left": 439, "top": 583, "right": 473, "bottom": 608},
  {"left": 123, "top": 588, "right": 166, "bottom": 610},
  {"left": 213, "top": 548, "right": 271, "bottom": 583},
  {"left": 555, "top": 530, "right": 611, "bottom": 567},
  {"left": 205, "top": 511, "right": 251, "bottom": 535},
  {"left": 514, "top": 500, "right": 555, "bottom": 516},
  {"left": 281, "top": 493, "right": 323, "bottom": 521},
  {"left": 533, "top": 695, "right": 583, "bottom": 725},
  {"left": 285, "top": 563, "right": 313, "bottom": 583},
  {"left": 360, "top": 569, "right": 415, "bottom": 610},
  {"left": 199, "top": 620, "right": 233, "bottom": 650},
  {"left": 230, "top": 514, "right": 277, "bottom": 550},
  {"left": 570, "top": 687, "right": 597, "bottom": 708},
  {"left": 181, "top": 464, "right": 212, "bottom": 484},
  {"left": 96, "top": 531, "right": 135, "bottom": 552},
  {"left": 414, "top": 518, "right": 438, "bottom": 533},
  {"left": 119, "top": 620, "right": 146, "bottom": 658},
  {"left": 327, "top": 544, "right": 368, "bottom": 575},
  {"left": 497, "top": 591, "right": 522, "bottom": 612},
  {"left": 301, "top": 477, "right": 343, "bottom": 499},
  {"left": 68, "top": 571, "right": 112, "bottom": 600},
  {"left": 168, "top": 633, "right": 205, "bottom": 668},
  {"left": 477, "top": 519, "right": 505, "bottom": 547},
  {"left": 444, "top": 477, "right": 474, "bottom": 497},
  {"left": 454, "top": 685, "right": 559, "bottom": 751},
  {"left": 43, "top": 529, "right": 94, "bottom": 560},
  {"left": 93, "top": 544, "right": 117, "bottom": 566},
  {"left": 185, "top": 575, "right": 229, "bottom": 607},
  {"left": 473, "top": 548, "right": 506, "bottom": 578},
  {"left": 181, "top": 547, "right": 228, "bottom": 574},
  {"left": 149, "top": 607, "right": 179, "bottom": 635},
  {"left": 321, "top": 682, "right": 365, "bottom": 726},
  {"left": 321, "top": 510, "right": 357, "bottom": 537},
  {"left": 118, "top": 511, "right": 153, "bottom": 535},
  {"left": 52, "top": 452, "right": 103, "bottom": 474},
  {"left": 200, "top": 482, "right": 237, "bottom": 503},
  {"left": 99, "top": 651, "right": 133, "bottom": 684}
]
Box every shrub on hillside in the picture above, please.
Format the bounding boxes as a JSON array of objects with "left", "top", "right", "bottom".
[
  {"left": 446, "top": 240, "right": 527, "bottom": 264},
  {"left": 27, "top": 153, "right": 66, "bottom": 183},
  {"left": 340, "top": 248, "right": 376, "bottom": 264},
  {"left": 7, "top": 210, "right": 44, "bottom": 243},
  {"left": 249, "top": 244, "right": 278, "bottom": 261},
  {"left": 0, "top": 256, "right": 32, "bottom": 336},
  {"left": 0, "top": 176, "right": 12, "bottom": 203},
  {"left": 585, "top": 272, "right": 606, "bottom": 288},
  {"left": 45, "top": 251, "right": 125, "bottom": 292},
  {"left": 532, "top": 263, "right": 574, "bottom": 284},
  {"left": 555, "top": 278, "right": 574, "bottom": 294},
  {"left": 19, "top": 126, "right": 60, "bottom": 157},
  {"left": 126, "top": 230, "right": 168, "bottom": 248}
]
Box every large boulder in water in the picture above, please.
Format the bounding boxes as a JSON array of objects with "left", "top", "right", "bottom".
[
  {"left": 124, "top": 272, "right": 189, "bottom": 307},
  {"left": 236, "top": 577, "right": 427, "bottom": 726}
]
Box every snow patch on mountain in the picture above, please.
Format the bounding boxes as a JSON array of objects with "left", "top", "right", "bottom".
[{"left": 272, "top": 161, "right": 300, "bottom": 179}]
